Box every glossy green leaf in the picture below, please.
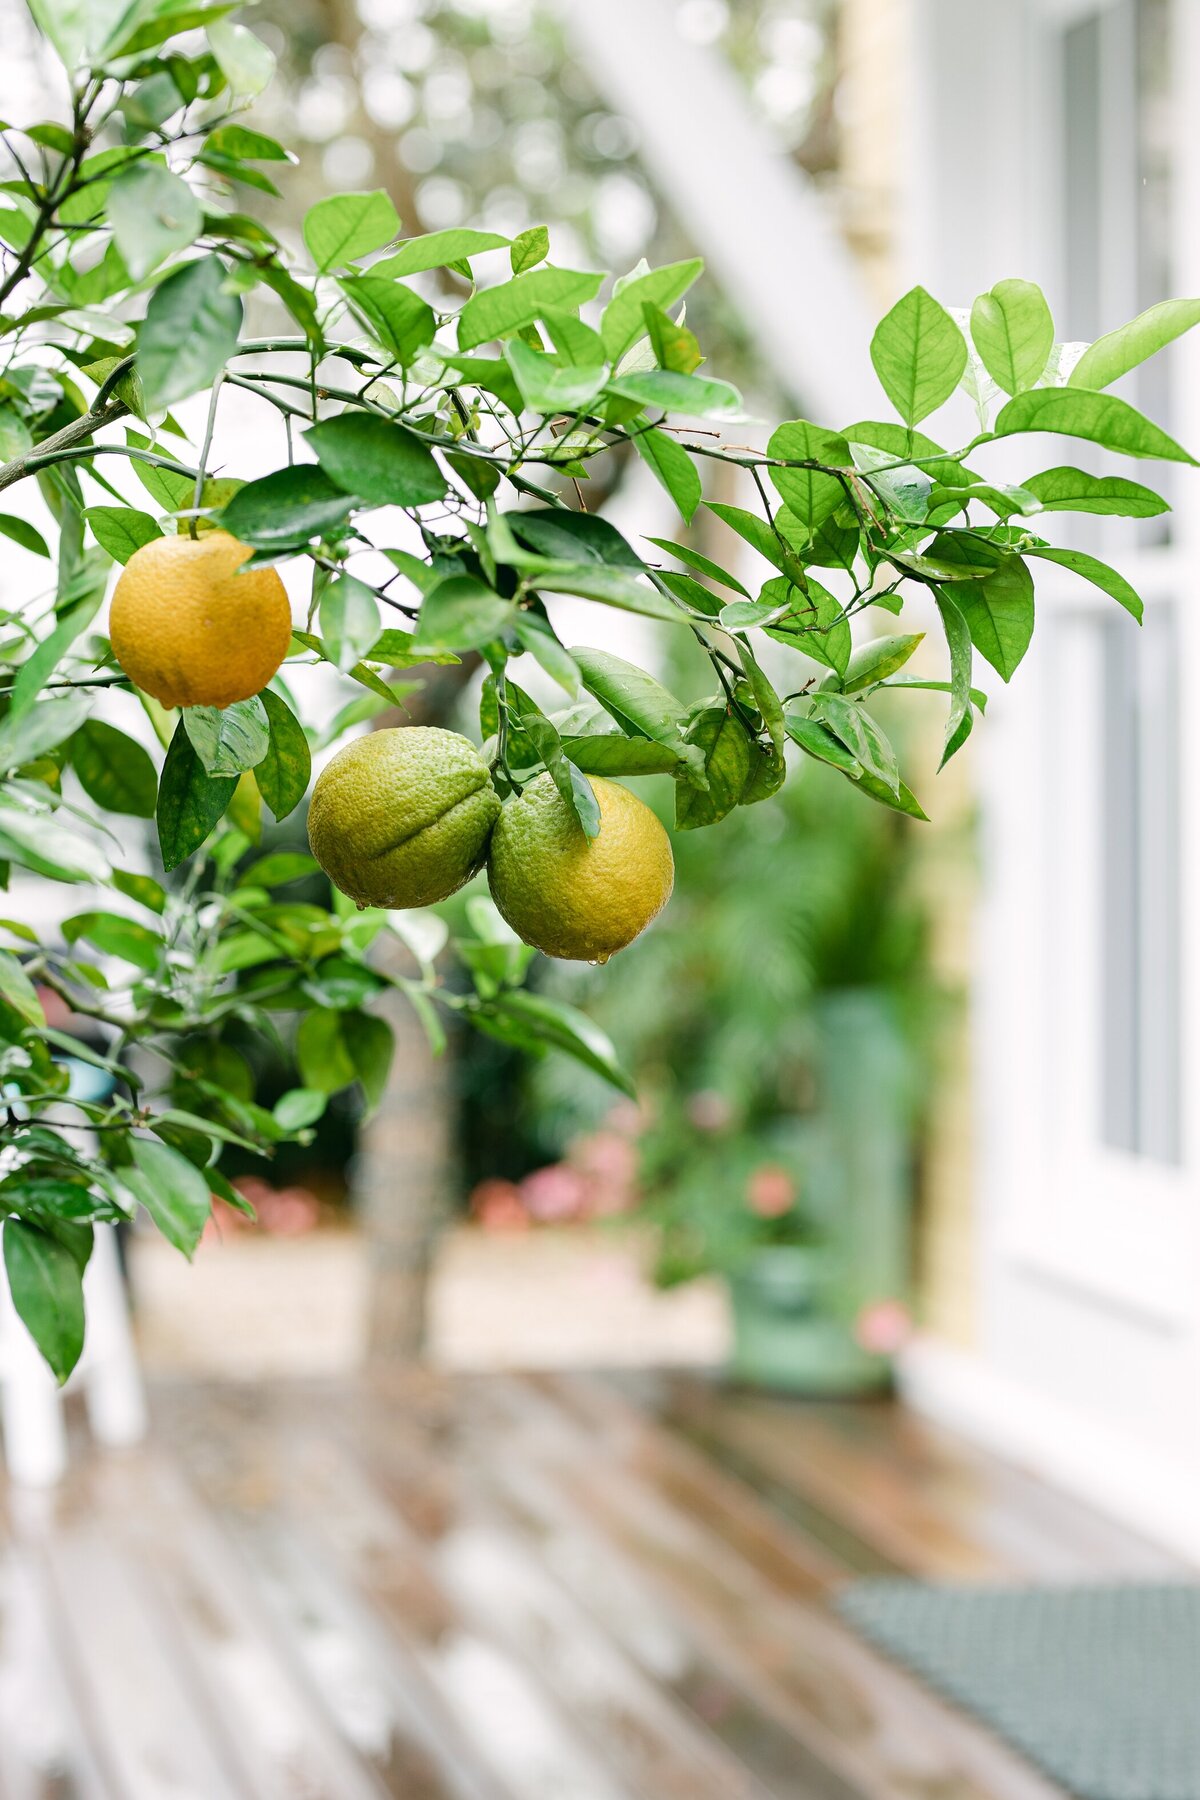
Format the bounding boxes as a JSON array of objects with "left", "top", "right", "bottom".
[
  {"left": 811, "top": 695, "right": 899, "bottom": 793},
  {"left": 644, "top": 536, "right": 749, "bottom": 596},
  {"left": 510, "top": 224, "right": 549, "bottom": 274},
  {"left": 183, "top": 697, "right": 270, "bottom": 776},
  {"left": 458, "top": 267, "right": 604, "bottom": 351},
  {"left": 219, "top": 465, "right": 354, "bottom": 548},
  {"left": 969, "top": 279, "right": 1054, "bottom": 395},
  {"left": 124, "top": 1137, "right": 210, "bottom": 1257},
  {"left": 933, "top": 539, "right": 1035, "bottom": 681},
  {"left": 489, "top": 990, "right": 634, "bottom": 1097},
  {"left": 1027, "top": 546, "right": 1143, "bottom": 622},
  {"left": 633, "top": 427, "right": 701, "bottom": 522},
  {"left": 71, "top": 720, "right": 158, "bottom": 818},
  {"left": 208, "top": 18, "right": 275, "bottom": 93},
  {"left": 413, "top": 575, "right": 514, "bottom": 651},
  {"left": 341, "top": 1011, "right": 395, "bottom": 1115},
  {"left": 107, "top": 161, "right": 202, "bottom": 280},
  {"left": 607, "top": 369, "right": 741, "bottom": 417},
  {"left": 535, "top": 563, "right": 685, "bottom": 624},
  {"left": 338, "top": 275, "right": 435, "bottom": 365},
  {"left": 319, "top": 573, "right": 380, "bottom": 674},
  {"left": 138, "top": 258, "right": 242, "bottom": 413},
  {"left": 840, "top": 632, "right": 925, "bottom": 694},
  {"left": 993, "top": 386, "right": 1195, "bottom": 464},
  {"left": 931, "top": 590, "right": 973, "bottom": 764},
  {"left": 767, "top": 420, "right": 850, "bottom": 531},
  {"left": 870, "top": 285, "right": 966, "bottom": 424},
  {"left": 4, "top": 1221, "right": 85, "bottom": 1383},
  {"left": 762, "top": 575, "right": 851, "bottom": 677},
  {"left": 676, "top": 706, "right": 754, "bottom": 829},
  {"left": 0, "top": 692, "right": 88, "bottom": 771},
  {"left": 504, "top": 340, "right": 608, "bottom": 413},
  {"left": 305, "top": 413, "right": 447, "bottom": 507},
  {"left": 156, "top": 719, "right": 236, "bottom": 871},
  {"left": 84, "top": 505, "right": 161, "bottom": 562},
  {"left": 0, "top": 804, "right": 109, "bottom": 883},
  {"left": 784, "top": 712, "right": 860, "bottom": 774},
  {"left": 61, "top": 910, "right": 163, "bottom": 971},
  {"left": 571, "top": 646, "right": 703, "bottom": 780},
  {"left": 1069, "top": 297, "right": 1200, "bottom": 391},
  {"left": 1020, "top": 466, "right": 1168, "bottom": 518},
  {"left": 600, "top": 259, "right": 704, "bottom": 360},
  {"left": 303, "top": 189, "right": 400, "bottom": 271},
  {"left": 371, "top": 228, "right": 509, "bottom": 279},
  {"left": 561, "top": 735, "right": 680, "bottom": 775}
]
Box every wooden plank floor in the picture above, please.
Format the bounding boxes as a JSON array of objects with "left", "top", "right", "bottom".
[{"left": 0, "top": 1371, "right": 1183, "bottom": 1800}]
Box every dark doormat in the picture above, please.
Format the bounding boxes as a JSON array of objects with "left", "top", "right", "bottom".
[{"left": 838, "top": 1580, "right": 1200, "bottom": 1800}]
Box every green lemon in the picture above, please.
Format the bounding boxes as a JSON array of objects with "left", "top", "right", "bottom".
[
  {"left": 487, "top": 771, "right": 674, "bottom": 962},
  {"left": 308, "top": 726, "right": 500, "bottom": 909}
]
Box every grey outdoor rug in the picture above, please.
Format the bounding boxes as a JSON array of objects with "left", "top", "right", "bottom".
[{"left": 838, "top": 1581, "right": 1200, "bottom": 1800}]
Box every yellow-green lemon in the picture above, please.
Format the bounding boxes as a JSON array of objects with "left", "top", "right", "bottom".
[
  {"left": 109, "top": 530, "right": 292, "bottom": 710},
  {"left": 487, "top": 771, "right": 674, "bottom": 962},
  {"left": 308, "top": 726, "right": 500, "bottom": 909}
]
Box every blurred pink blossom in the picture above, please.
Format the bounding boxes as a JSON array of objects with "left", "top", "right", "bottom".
[
  {"left": 854, "top": 1299, "right": 912, "bottom": 1355},
  {"left": 687, "top": 1089, "right": 733, "bottom": 1132},
  {"left": 520, "top": 1162, "right": 589, "bottom": 1223},
  {"left": 745, "top": 1163, "right": 796, "bottom": 1219}
]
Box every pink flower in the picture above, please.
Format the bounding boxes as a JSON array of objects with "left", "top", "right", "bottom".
[
  {"left": 745, "top": 1163, "right": 795, "bottom": 1219},
  {"left": 687, "top": 1089, "right": 732, "bottom": 1132},
  {"left": 520, "top": 1163, "right": 589, "bottom": 1223},
  {"left": 854, "top": 1299, "right": 912, "bottom": 1355}
]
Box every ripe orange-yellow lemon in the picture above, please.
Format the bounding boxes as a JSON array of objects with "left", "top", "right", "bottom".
[
  {"left": 109, "top": 530, "right": 292, "bottom": 709},
  {"left": 487, "top": 772, "right": 674, "bottom": 962},
  {"left": 308, "top": 726, "right": 501, "bottom": 909}
]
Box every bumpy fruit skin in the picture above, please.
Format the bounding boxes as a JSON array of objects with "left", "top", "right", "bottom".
[
  {"left": 109, "top": 530, "right": 292, "bottom": 710},
  {"left": 487, "top": 771, "right": 674, "bottom": 962},
  {"left": 308, "top": 726, "right": 501, "bottom": 909}
]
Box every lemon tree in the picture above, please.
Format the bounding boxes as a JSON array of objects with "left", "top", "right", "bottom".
[{"left": 0, "top": 1, "right": 1197, "bottom": 1376}]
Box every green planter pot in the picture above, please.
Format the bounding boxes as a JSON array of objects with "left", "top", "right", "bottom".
[{"left": 726, "top": 1245, "right": 890, "bottom": 1394}]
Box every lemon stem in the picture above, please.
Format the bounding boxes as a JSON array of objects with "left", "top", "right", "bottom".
[{"left": 191, "top": 372, "right": 224, "bottom": 540}]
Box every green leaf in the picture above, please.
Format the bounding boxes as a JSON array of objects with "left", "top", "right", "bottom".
[
  {"left": 840, "top": 632, "right": 925, "bottom": 693},
  {"left": 513, "top": 614, "right": 579, "bottom": 694},
  {"left": 208, "top": 18, "right": 275, "bottom": 94},
  {"left": 933, "top": 539, "right": 1035, "bottom": 681},
  {"left": 183, "top": 697, "right": 270, "bottom": 775},
  {"left": 413, "top": 574, "right": 515, "bottom": 651},
  {"left": 207, "top": 125, "right": 292, "bottom": 164},
  {"left": 811, "top": 695, "right": 899, "bottom": 793},
  {"left": 607, "top": 369, "right": 741, "bottom": 418},
  {"left": 510, "top": 688, "right": 600, "bottom": 838},
  {"left": 0, "top": 692, "right": 89, "bottom": 771},
  {"left": 303, "top": 189, "right": 401, "bottom": 271},
  {"left": 633, "top": 427, "right": 701, "bottom": 522},
  {"left": 870, "top": 285, "right": 966, "bottom": 424},
  {"left": 84, "top": 505, "right": 162, "bottom": 562},
  {"left": 643, "top": 302, "right": 703, "bottom": 374},
  {"left": 219, "top": 466, "right": 354, "bottom": 549},
  {"left": 4, "top": 1221, "right": 85, "bottom": 1384},
  {"left": 931, "top": 590, "right": 973, "bottom": 765},
  {"left": 0, "top": 513, "right": 49, "bottom": 557},
  {"left": 124, "top": 1137, "right": 210, "bottom": 1257},
  {"left": 849, "top": 768, "right": 929, "bottom": 821},
  {"left": 9, "top": 584, "right": 104, "bottom": 718},
  {"left": 601, "top": 258, "right": 704, "bottom": 360},
  {"left": 762, "top": 576, "right": 851, "bottom": 677},
  {"left": 767, "top": 420, "right": 849, "bottom": 532},
  {"left": 644, "top": 536, "right": 749, "bottom": 596},
  {"left": 718, "top": 596, "right": 790, "bottom": 629},
  {"left": 707, "top": 501, "right": 810, "bottom": 589},
  {"left": 273, "top": 1087, "right": 327, "bottom": 1131},
  {"left": 106, "top": 161, "right": 202, "bottom": 281},
  {"left": 0, "top": 804, "right": 109, "bottom": 883},
  {"left": 458, "top": 267, "right": 605, "bottom": 351},
  {"left": 993, "top": 386, "right": 1196, "bottom": 464},
  {"left": 562, "top": 736, "right": 680, "bottom": 776},
  {"left": 244, "top": 851, "right": 318, "bottom": 888},
  {"left": 675, "top": 706, "right": 754, "bottom": 829},
  {"left": 297, "top": 1007, "right": 357, "bottom": 1092},
  {"left": 61, "top": 910, "right": 163, "bottom": 971},
  {"left": 138, "top": 259, "right": 242, "bottom": 413},
  {"left": 303, "top": 413, "right": 447, "bottom": 508},
  {"left": 571, "top": 645, "right": 703, "bottom": 780},
  {"left": 508, "top": 508, "right": 643, "bottom": 568},
  {"left": 510, "top": 224, "right": 549, "bottom": 274},
  {"left": 319, "top": 573, "right": 380, "bottom": 673},
  {"left": 70, "top": 720, "right": 158, "bottom": 817},
  {"left": 112, "top": 868, "right": 167, "bottom": 912},
  {"left": 503, "top": 340, "right": 608, "bottom": 413},
  {"left": 784, "top": 712, "right": 860, "bottom": 774},
  {"left": 0, "top": 949, "right": 42, "bottom": 1025},
  {"left": 341, "top": 1011, "right": 394, "bottom": 1115},
  {"left": 256, "top": 689, "right": 311, "bottom": 821},
  {"left": 1020, "top": 466, "right": 1168, "bottom": 518},
  {"left": 1069, "top": 297, "right": 1200, "bottom": 391},
  {"left": 542, "top": 310, "right": 607, "bottom": 366},
  {"left": 371, "top": 228, "right": 509, "bottom": 279},
  {"left": 338, "top": 275, "right": 435, "bottom": 365},
  {"left": 735, "top": 641, "right": 784, "bottom": 754},
  {"left": 156, "top": 719, "right": 236, "bottom": 870},
  {"left": 969, "top": 279, "right": 1054, "bottom": 395},
  {"left": 1026, "top": 546, "right": 1143, "bottom": 622},
  {"left": 534, "top": 562, "right": 687, "bottom": 624},
  {"left": 489, "top": 990, "right": 634, "bottom": 1097}
]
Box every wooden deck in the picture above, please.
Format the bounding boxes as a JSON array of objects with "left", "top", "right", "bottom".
[{"left": 0, "top": 1370, "right": 1183, "bottom": 1800}]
